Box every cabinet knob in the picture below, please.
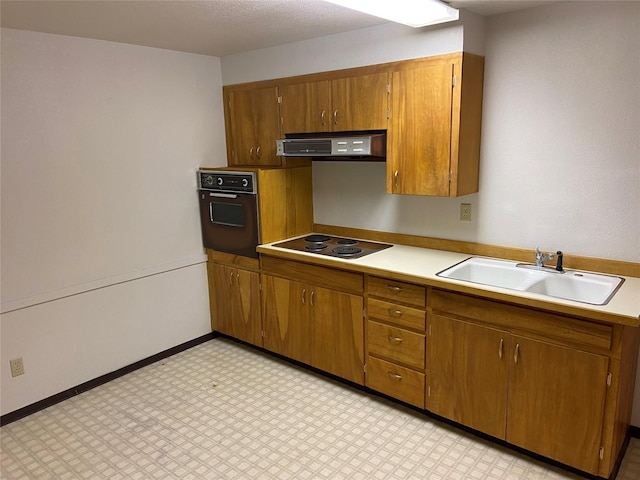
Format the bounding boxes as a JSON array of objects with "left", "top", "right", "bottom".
[
  {"left": 387, "top": 285, "right": 402, "bottom": 293},
  {"left": 387, "top": 335, "right": 404, "bottom": 344},
  {"left": 387, "top": 372, "right": 403, "bottom": 381},
  {"left": 388, "top": 308, "right": 403, "bottom": 317}
]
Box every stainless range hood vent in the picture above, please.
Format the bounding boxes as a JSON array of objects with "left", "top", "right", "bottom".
[{"left": 275, "top": 132, "right": 386, "bottom": 161}]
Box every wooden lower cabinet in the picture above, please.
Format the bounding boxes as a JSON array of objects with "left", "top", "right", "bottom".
[
  {"left": 507, "top": 335, "right": 609, "bottom": 474},
  {"left": 209, "top": 261, "right": 262, "bottom": 347},
  {"left": 427, "top": 314, "right": 509, "bottom": 439},
  {"left": 427, "top": 288, "right": 639, "bottom": 477},
  {"left": 261, "top": 264, "right": 365, "bottom": 385}
]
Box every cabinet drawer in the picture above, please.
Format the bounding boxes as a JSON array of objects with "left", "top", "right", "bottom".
[
  {"left": 368, "top": 321, "right": 425, "bottom": 369},
  {"left": 368, "top": 298, "right": 426, "bottom": 330},
  {"left": 366, "top": 356, "right": 425, "bottom": 409},
  {"left": 368, "top": 276, "right": 426, "bottom": 307}
]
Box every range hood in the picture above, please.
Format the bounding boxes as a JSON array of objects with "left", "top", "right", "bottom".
[{"left": 275, "top": 132, "right": 386, "bottom": 160}]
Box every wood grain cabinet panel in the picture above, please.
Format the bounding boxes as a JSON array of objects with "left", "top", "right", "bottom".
[
  {"left": 262, "top": 264, "right": 365, "bottom": 385},
  {"left": 366, "top": 356, "right": 425, "bottom": 408},
  {"left": 224, "top": 85, "right": 281, "bottom": 166},
  {"left": 280, "top": 73, "right": 389, "bottom": 134},
  {"left": 506, "top": 336, "right": 609, "bottom": 474},
  {"left": 210, "top": 262, "right": 262, "bottom": 347},
  {"left": 427, "top": 314, "right": 509, "bottom": 439},
  {"left": 368, "top": 276, "right": 426, "bottom": 307},
  {"left": 367, "top": 320, "right": 425, "bottom": 370},
  {"left": 387, "top": 53, "right": 484, "bottom": 196}
]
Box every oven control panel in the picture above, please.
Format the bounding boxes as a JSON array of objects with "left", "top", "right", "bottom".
[{"left": 198, "top": 170, "right": 256, "bottom": 194}]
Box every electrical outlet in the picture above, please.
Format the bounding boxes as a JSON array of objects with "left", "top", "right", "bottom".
[
  {"left": 460, "top": 203, "right": 472, "bottom": 222},
  {"left": 10, "top": 358, "right": 25, "bottom": 377}
]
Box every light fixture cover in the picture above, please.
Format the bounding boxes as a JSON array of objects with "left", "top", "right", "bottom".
[{"left": 324, "top": 0, "right": 459, "bottom": 28}]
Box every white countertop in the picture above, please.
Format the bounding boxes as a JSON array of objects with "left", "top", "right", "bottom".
[{"left": 258, "top": 238, "right": 640, "bottom": 327}]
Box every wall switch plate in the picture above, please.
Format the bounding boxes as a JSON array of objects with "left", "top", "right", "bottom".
[
  {"left": 460, "top": 203, "right": 472, "bottom": 222},
  {"left": 10, "top": 358, "right": 25, "bottom": 377}
]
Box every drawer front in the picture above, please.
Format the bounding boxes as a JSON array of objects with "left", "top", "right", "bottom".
[
  {"left": 368, "top": 276, "right": 426, "bottom": 307},
  {"left": 368, "top": 298, "right": 426, "bottom": 330},
  {"left": 368, "top": 321, "right": 425, "bottom": 369},
  {"left": 366, "top": 356, "right": 425, "bottom": 409}
]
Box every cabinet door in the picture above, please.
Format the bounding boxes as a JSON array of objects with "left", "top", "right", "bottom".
[
  {"left": 331, "top": 73, "right": 389, "bottom": 131},
  {"left": 507, "top": 336, "right": 609, "bottom": 474},
  {"left": 211, "top": 264, "right": 262, "bottom": 347},
  {"left": 280, "top": 80, "right": 331, "bottom": 134},
  {"left": 262, "top": 275, "right": 311, "bottom": 364},
  {"left": 311, "top": 286, "right": 365, "bottom": 384},
  {"left": 211, "top": 263, "right": 235, "bottom": 336},
  {"left": 227, "top": 86, "right": 281, "bottom": 166},
  {"left": 427, "top": 314, "right": 509, "bottom": 439},
  {"left": 231, "top": 267, "right": 262, "bottom": 347},
  {"left": 387, "top": 63, "right": 453, "bottom": 195}
]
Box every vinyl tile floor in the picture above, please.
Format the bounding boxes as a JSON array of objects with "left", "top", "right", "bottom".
[{"left": 2, "top": 337, "right": 639, "bottom": 480}]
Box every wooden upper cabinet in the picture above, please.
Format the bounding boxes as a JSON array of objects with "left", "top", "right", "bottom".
[
  {"left": 280, "top": 80, "right": 331, "bottom": 134},
  {"left": 280, "top": 72, "right": 389, "bottom": 134},
  {"left": 224, "top": 85, "right": 281, "bottom": 166},
  {"left": 331, "top": 73, "right": 389, "bottom": 132},
  {"left": 387, "top": 53, "right": 484, "bottom": 196}
]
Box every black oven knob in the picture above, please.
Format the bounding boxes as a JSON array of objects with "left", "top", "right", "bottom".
[
  {"left": 217, "top": 177, "right": 224, "bottom": 186},
  {"left": 202, "top": 175, "right": 214, "bottom": 187},
  {"left": 242, "top": 178, "right": 249, "bottom": 187}
]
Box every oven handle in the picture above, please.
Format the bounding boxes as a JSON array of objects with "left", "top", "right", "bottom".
[{"left": 207, "top": 193, "right": 239, "bottom": 198}]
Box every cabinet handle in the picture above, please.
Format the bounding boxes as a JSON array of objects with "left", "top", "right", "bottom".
[
  {"left": 249, "top": 147, "right": 254, "bottom": 159},
  {"left": 321, "top": 110, "right": 326, "bottom": 125},
  {"left": 387, "top": 285, "right": 402, "bottom": 293},
  {"left": 333, "top": 109, "right": 338, "bottom": 125},
  {"left": 387, "top": 372, "right": 403, "bottom": 381},
  {"left": 388, "top": 308, "right": 403, "bottom": 317},
  {"left": 256, "top": 146, "right": 261, "bottom": 158},
  {"left": 310, "top": 290, "right": 315, "bottom": 307},
  {"left": 236, "top": 273, "right": 240, "bottom": 287},
  {"left": 499, "top": 338, "right": 504, "bottom": 359},
  {"left": 394, "top": 170, "right": 399, "bottom": 188},
  {"left": 229, "top": 272, "right": 234, "bottom": 285},
  {"left": 387, "top": 335, "right": 403, "bottom": 344},
  {"left": 514, "top": 343, "right": 520, "bottom": 364},
  {"left": 301, "top": 289, "right": 306, "bottom": 304}
]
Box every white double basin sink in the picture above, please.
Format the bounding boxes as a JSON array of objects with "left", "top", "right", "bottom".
[{"left": 437, "top": 257, "right": 624, "bottom": 305}]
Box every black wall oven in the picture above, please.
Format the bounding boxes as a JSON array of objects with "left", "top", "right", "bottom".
[{"left": 197, "top": 170, "right": 259, "bottom": 258}]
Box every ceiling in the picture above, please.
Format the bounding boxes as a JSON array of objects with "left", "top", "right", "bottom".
[{"left": 1, "top": 0, "right": 558, "bottom": 57}]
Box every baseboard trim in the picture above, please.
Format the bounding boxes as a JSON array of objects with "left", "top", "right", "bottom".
[{"left": 0, "top": 332, "right": 218, "bottom": 427}]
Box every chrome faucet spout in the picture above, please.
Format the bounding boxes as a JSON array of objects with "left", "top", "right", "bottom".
[{"left": 535, "top": 247, "right": 554, "bottom": 267}]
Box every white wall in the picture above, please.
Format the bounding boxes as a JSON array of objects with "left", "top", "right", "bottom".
[
  {"left": 0, "top": 29, "right": 226, "bottom": 415},
  {"left": 221, "top": 2, "right": 640, "bottom": 425}
]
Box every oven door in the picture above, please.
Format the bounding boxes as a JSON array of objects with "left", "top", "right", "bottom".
[{"left": 198, "top": 191, "right": 259, "bottom": 258}]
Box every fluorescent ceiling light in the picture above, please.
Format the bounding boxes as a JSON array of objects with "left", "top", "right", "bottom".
[{"left": 324, "top": 0, "right": 459, "bottom": 28}]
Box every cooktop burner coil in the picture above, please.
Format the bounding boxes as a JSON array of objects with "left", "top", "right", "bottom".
[
  {"left": 332, "top": 246, "right": 363, "bottom": 256},
  {"left": 306, "top": 243, "right": 328, "bottom": 251},
  {"left": 336, "top": 238, "right": 358, "bottom": 246},
  {"left": 305, "top": 234, "right": 331, "bottom": 243}
]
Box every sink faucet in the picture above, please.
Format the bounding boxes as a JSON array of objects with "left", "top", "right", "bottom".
[{"left": 535, "top": 247, "right": 554, "bottom": 267}]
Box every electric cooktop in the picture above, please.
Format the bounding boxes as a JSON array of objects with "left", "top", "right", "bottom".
[{"left": 273, "top": 234, "right": 392, "bottom": 260}]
